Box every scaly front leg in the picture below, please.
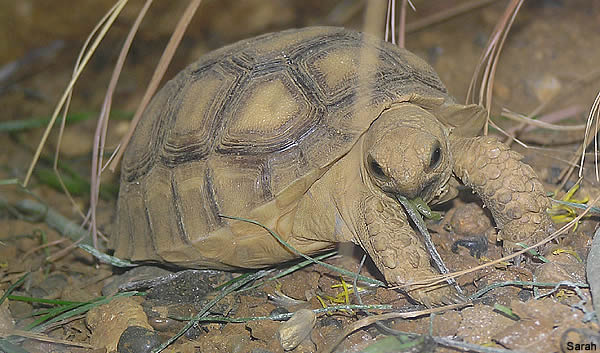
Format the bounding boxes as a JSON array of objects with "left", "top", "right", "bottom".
[
  {"left": 450, "top": 136, "right": 554, "bottom": 250},
  {"left": 357, "top": 194, "right": 452, "bottom": 305}
]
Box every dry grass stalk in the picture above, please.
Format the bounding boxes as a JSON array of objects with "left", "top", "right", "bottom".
[
  {"left": 385, "top": 0, "right": 415, "bottom": 47},
  {"left": 579, "top": 91, "right": 600, "bottom": 181},
  {"left": 385, "top": 0, "right": 396, "bottom": 43},
  {"left": 502, "top": 109, "right": 586, "bottom": 132},
  {"left": 88, "top": 0, "right": 154, "bottom": 250},
  {"left": 405, "top": 0, "right": 495, "bottom": 33},
  {"left": 466, "top": 0, "right": 523, "bottom": 136},
  {"left": 23, "top": 0, "right": 129, "bottom": 187},
  {"left": 0, "top": 328, "right": 94, "bottom": 348},
  {"left": 108, "top": 0, "right": 203, "bottom": 172}
]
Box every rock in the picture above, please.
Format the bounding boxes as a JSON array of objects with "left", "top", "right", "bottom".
[
  {"left": 143, "top": 269, "right": 230, "bottom": 304},
  {"left": 36, "top": 272, "right": 68, "bottom": 299},
  {"left": 269, "top": 306, "right": 290, "bottom": 319},
  {"left": 117, "top": 326, "right": 161, "bottom": 353},
  {"left": 534, "top": 252, "right": 585, "bottom": 297},
  {"left": 102, "top": 265, "right": 174, "bottom": 296},
  {"left": 86, "top": 296, "right": 153, "bottom": 352},
  {"left": 226, "top": 334, "right": 252, "bottom": 353},
  {"left": 530, "top": 74, "right": 561, "bottom": 103},
  {"left": 432, "top": 310, "right": 462, "bottom": 337},
  {"left": 449, "top": 203, "right": 493, "bottom": 237},
  {"left": 0, "top": 290, "right": 15, "bottom": 331},
  {"left": 493, "top": 298, "right": 587, "bottom": 353},
  {"left": 247, "top": 320, "right": 279, "bottom": 342},
  {"left": 251, "top": 349, "right": 275, "bottom": 353},
  {"left": 587, "top": 227, "right": 600, "bottom": 317},
  {"left": 278, "top": 309, "right": 316, "bottom": 351},
  {"left": 456, "top": 304, "right": 515, "bottom": 344},
  {"left": 319, "top": 316, "right": 342, "bottom": 329}
]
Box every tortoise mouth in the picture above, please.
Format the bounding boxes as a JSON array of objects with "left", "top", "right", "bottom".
[{"left": 383, "top": 175, "right": 440, "bottom": 203}]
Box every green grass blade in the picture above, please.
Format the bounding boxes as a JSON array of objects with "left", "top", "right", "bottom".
[
  {"left": 0, "top": 339, "right": 30, "bottom": 353},
  {"left": 7, "top": 295, "right": 82, "bottom": 306},
  {"left": 361, "top": 335, "right": 423, "bottom": 353},
  {"left": 552, "top": 199, "right": 600, "bottom": 213},
  {"left": 25, "top": 302, "right": 88, "bottom": 330},
  {"left": 153, "top": 271, "right": 265, "bottom": 353},
  {"left": 219, "top": 215, "right": 384, "bottom": 287},
  {"left": 78, "top": 244, "right": 138, "bottom": 267},
  {"left": 30, "top": 291, "right": 142, "bottom": 332},
  {"left": 241, "top": 251, "right": 338, "bottom": 292},
  {"left": 0, "top": 178, "right": 20, "bottom": 186},
  {"left": 494, "top": 303, "right": 520, "bottom": 320},
  {"left": 0, "top": 273, "right": 29, "bottom": 305}
]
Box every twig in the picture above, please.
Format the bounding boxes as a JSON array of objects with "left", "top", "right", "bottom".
[
  {"left": 12, "top": 199, "right": 92, "bottom": 246},
  {"left": 398, "top": 0, "right": 407, "bottom": 48},
  {"left": 396, "top": 195, "right": 463, "bottom": 295},
  {"left": 467, "top": 0, "right": 523, "bottom": 135},
  {"left": 0, "top": 328, "right": 93, "bottom": 348},
  {"left": 323, "top": 302, "right": 469, "bottom": 353}
]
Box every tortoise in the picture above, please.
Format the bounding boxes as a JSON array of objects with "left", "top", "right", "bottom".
[{"left": 111, "top": 27, "right": 554, "bottom": 302}]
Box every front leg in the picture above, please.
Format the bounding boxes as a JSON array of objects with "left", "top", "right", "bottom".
[
  {"left": 357, "top": 195, "right": 451, "bottom": 305},
  {"left": 450, "top": 136, "right": 554, "bottom": 250}
]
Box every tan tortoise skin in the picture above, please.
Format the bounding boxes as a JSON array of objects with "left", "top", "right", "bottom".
[{"left": 111, "top": 27, "right": 554, "bottom": 303}]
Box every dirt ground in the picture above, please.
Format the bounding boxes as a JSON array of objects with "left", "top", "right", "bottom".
[{"left": 1, "top": 1, "right": 600, "bottom": 352}]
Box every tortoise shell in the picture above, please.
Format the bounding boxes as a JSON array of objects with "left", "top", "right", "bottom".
[{"left": 112, "top": 27, "right": 484, "bottom": 268}]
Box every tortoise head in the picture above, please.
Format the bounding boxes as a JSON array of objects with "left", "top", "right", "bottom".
[{"left": 363, "top": 103, "right": 453, "bottom": 203}]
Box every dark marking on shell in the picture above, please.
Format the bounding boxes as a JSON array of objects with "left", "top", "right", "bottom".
[
  {"left": 142, "top": 182, "right": 161, "bottom": 259},
  {"left": 259, "top": 161, "right": 274, "bottom": 200},
  {"left": 170, "top": 174, "right": 191, "bottom": 245},
  {"left": 203, "top": 167, "right": 223, "bottom": 226}
]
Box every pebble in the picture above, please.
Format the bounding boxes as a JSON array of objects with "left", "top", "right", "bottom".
[
  {"left": 278, "top": 309, "right": 316, "bottom": 351},
  {"left": 117, "top": 326, "right": 161, "bottom": 353},
  {"left": 145, "top": 269, "right": 228, "bottom": 304},
  {"left": 102, "top": 265, "right": 174, "bottom": 296},
  {"left": 319, "top": 316, "right": 342, "bottom": 329},
  {"left": 530, "top": 73, "right": 561, "bottom": 103},
  {"left": 0, "top": 290, "right": 15, "bottom": 330},
  {"left": 86, "top": 296, "right": 153, "bottom": 352},
  {"left": 269, "top": 306, "right": 290, "bottom": 319},
  {"left": 449, "top": 203, "right": 492, "bottom": 237}
]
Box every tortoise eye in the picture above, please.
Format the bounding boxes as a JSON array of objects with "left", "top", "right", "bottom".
[
  {"left": 368, "top": 155, "right": 386, "bottom": 179},
  {"left": 429, "top": 144, "right": 442, "bottom": 169}
]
